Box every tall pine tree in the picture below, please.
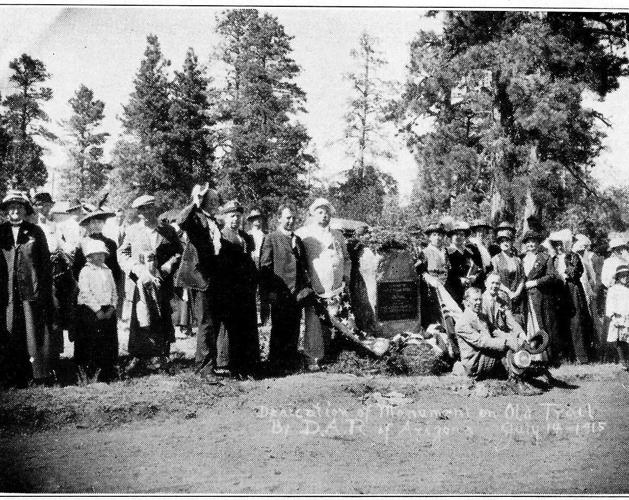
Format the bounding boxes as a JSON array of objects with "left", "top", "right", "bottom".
[
  {"left": 216, "top": 9, "right": 314, "bottom": 214},
  {"left": 58, "top": 84, "right": 110, "bottom": 200},
  {"left": 332, "top": 32, "right": 398, "bottom": 225},
  {"left": 109, "top": 34, "right": 176, "bottom": 208},
  {"left": 169, "top": 48, "right": 218, "bottom": 194},
  {"left": 0, "top": 54, "right": 56, "bottom": 191}
]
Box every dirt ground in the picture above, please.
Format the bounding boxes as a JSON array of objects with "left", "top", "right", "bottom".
[{"left": 1, "top": 337, "right": 628, "bottom": 495}]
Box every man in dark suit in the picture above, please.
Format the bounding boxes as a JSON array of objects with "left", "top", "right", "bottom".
[
  {"left": 217, "top": 200, "right": 260, "bottom": 377},
  {"left": 0, "top": 190, "right": 53, "bottom": 386},
  {"left": 259, "top": 204, "right": 311, "bottom": 374},
  {"left": 177, "top": 183, "right": 228, "bottom": 376}
]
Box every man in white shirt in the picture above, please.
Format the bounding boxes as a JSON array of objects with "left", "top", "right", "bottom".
[{"left": 296, "top": 198, "right": 350, "bottom": 371}]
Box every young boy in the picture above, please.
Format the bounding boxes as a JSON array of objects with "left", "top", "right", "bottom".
[
  {"left": 75, "top": 239, "right": 118, "bottom": 382},
  {"left": 605, "top": 264, "right": 629, "bottom": 370}
]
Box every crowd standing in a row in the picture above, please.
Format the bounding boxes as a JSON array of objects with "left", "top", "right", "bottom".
[{"left": 0, "top": 183, "right": 627, "bottom": 388}]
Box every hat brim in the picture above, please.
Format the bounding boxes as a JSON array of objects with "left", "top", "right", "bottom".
[
  {"left": 79, "top": 211, "right": 115, "bottom": 225},
  {"left": 447, "top": 229, "right": 470, "bottom": 236},
  {"left": 247, "top": 213, "right": 262, "bottom": 220},
  {"left": 0, "top": 199, "right": 34, "bottom": 215},
  {"left": 470, "top": 224, "right": 492, "bottom": 230}
]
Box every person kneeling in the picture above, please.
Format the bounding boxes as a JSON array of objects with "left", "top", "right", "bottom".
[
  {"left": 456, "top": 287, "right": 541, "bottom": 395},
  {"left": 75, "top": 240, "right": 118, "bottom": 382}
]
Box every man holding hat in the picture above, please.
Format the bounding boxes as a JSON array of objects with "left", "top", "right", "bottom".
[
  {"left": 216, "top": 199, "right": 260, "bottom": 377},
  {"left": 177, "top": 183, "right": 228, "bottom": 376},
  {"left": 119, "top": 194, "right": 182, "bottom": 373},
  {"left": 455, "top": 287, "right": 541, "bottom": 395},
  {"left": 0, "top": 190, "right": 54, "bottom": 385},
  {"left": 296, "top": 197, "right": 350, "bottom": 371}
]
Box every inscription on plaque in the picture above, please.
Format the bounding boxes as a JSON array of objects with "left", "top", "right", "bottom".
[{"left": 376, "top": 280, "right": 418, "bottom": 321}]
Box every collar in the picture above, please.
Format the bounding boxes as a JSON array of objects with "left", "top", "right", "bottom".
[{"left": 279, "top": 228, "right": 293, "bottom": 237}]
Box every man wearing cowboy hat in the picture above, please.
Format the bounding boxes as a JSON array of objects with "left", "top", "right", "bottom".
[
  {"left": 0, "top": 190, "right": 54, "bottom": 385},
  {"left": 296, "top": 197, "right": 350, "bottom": 371},
  {"left": 176, "top": 183, "right": 228, "bottom": 376},
  {"left": 216, "top": 199, "right": 260, "bottom": 377},
  {"left": 118, "top": 194, "right": 183, "bottom": 374}
]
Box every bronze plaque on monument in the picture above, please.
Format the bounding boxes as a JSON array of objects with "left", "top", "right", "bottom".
[{"left": 376, "top": 280, "right": 418, "bottom": 321}]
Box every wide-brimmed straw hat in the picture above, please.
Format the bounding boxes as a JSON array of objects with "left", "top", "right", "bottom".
[
  {"left": 219, "top": 200, "right": 244, "bottom": 215},
  {"left": 131, "top": 195, "right": 156, "bottom": 209}
]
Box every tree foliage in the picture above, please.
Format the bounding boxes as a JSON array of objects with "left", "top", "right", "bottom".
[
  {"left": 0, "top": 54, "right": 56, "bottom": 191},
  {"left": 58, "top": 84, "right": 110, "bottom": 201},
  {"left": 332, "top": 32, "right": 398, "bottom": 225},
  {"left": 396, "top": 12, "right": 629, "bottom": 232},
  {"left": 216, "top": 9, "right": 314, "bottom": 215}
]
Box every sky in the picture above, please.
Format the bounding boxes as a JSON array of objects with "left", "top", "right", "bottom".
[{"left": 0, "top": 5, "right": 628, "bottom": 202}]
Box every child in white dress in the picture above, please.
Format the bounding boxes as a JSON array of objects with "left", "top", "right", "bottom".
[{"left": 605, "top": 264, "right": 629, "bottom": 369}]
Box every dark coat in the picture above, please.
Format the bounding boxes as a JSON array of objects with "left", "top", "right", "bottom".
[
  {"left": 523, "top": 250, "right": 558, "bottom": 361},
  {"left": 175, "top": 203, "right": 219, "bottom": 291},
  {"left": 0, "top": 221, "right": 53, "bottom": 380},
  {"left": 562, "top": 252, "right": 594, "bottom": 362},
  {"left": 259, "top": 230, "right": 309, "bottom": 299},
  {"left": 217, "top": 226, "right": 259, "bottom": 375},
  {"left": 446, "top": 246, "right": 483, "bottom": 306}
]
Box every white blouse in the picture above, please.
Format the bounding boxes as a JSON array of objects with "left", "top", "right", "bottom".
[{"left": 77, "top": 262, "right": 118, "bottom": 313}]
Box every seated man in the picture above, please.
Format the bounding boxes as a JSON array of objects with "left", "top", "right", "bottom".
[
  {"left": 482, "top": 272, "right": 526, "bottom": 339},
  {"left": 455, "top": 287, "right": 541, "bottom": 395}
]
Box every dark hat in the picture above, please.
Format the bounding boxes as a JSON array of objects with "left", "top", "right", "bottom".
[
  {"left": 79, "top": 209, "right": 115, "bottom": 226},
  {"left": 0, "top": 190, "right": 34, "bottom": 215},
  {"left": 447, "top": 221, "right": 471, "bottom": 236},
  {"left": 219, "top": 199, "right": 244, "bottom": 215},
  {"left": 425, "top": 222, "right": 445, "bottom": 235},
  {"left": 521, "top": 230, "right": 542, "bottom": 243},
  {"left": 469, "top": 218, "right": 492, "bottom": 231},
  {"left": 32, "top": 191, "right": 54, "bottom": 204},
  {"left": 407, "top": 223, "right": 422, "bottom": 235},
  {"left": 247, "top": 208, "right": 263, "bottom": 221}
]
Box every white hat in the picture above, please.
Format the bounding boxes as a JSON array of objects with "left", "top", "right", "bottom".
[
  {"left": 131, "top": 195, "right": 155, "bottom": 209},
  {"left": 609, "top": 236, "right": 627, "bottom": 251},
  {"left": 83, "top": 239, "right": 109, "bottom": 257},
  {"left": 574, "top": 233, "right": 591, "bottom": 245},
  {"left": 309, "top": 197, "right": 335, "bottom": 215}
]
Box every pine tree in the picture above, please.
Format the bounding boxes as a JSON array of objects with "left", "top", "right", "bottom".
[
  {"left": 396, "top": 12, "right": 629, "bottom": 230},
  {"left": 333, "top": 32, "right": 398, "bottom": 224},
  {"left": 0, "top": 54, "right": 56, "bottom": 190},
  {"left": 169, "top": 48, "right": 218, "bottom": 194},
  {"left": 216, "top": 9, "right": 314, "bottom": 214},
  {"left": 109, "top": 34, "right": 176, "bottom": 208},
  {"left": 58, "top": 84, "right": 110, "bottom": 200}
]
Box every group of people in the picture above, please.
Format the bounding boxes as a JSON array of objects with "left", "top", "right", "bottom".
[
  {"left": 413, "top": 218, "right": 629, "bottom": 385},
  {"left": 0, "top": 181, "right": 628, "bottom": 389}
]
